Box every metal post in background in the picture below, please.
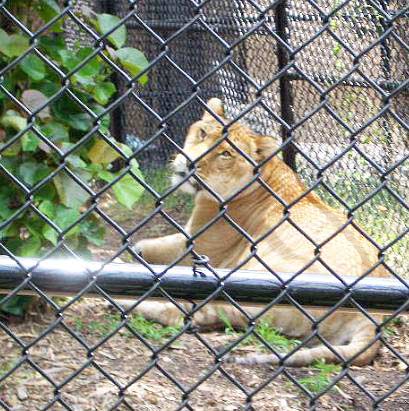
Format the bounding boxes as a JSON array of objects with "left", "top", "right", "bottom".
[
  {"left": 100, "top": 0, "right": 124, "bottom": 143},
  {"left": 393, "top": 1, "right": 409, "bottom": 151},
  {"left": 378, "top": 0, "right": 394, "bottom": 163},
  {"left": 274, "top": 0, "right": 297, "bottom": 171}
]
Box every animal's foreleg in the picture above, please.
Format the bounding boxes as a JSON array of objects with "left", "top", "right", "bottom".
[{"left": 135, "top": 233, "right": 190, "bottom": 265}]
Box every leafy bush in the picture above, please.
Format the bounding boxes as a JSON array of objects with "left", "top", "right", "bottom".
[{"left": 0, "top": 0, "right": 148, "bottom": 315}]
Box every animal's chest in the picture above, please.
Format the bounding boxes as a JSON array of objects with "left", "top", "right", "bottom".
[
  {"left": 194, "top": 213, "right": 368, "bottom": 277},
  {"left": 189, "top": 196, "right": 376, "bottom": 278},
  {"left": 193, "top": 223, "right": 245, "bottom": 267}
]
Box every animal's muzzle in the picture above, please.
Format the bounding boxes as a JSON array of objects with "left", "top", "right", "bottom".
[
  {"left": 174, "top": 171, "right": 201, "bottom": 191},
  {"left": 175, "top": 171, "right": 188, "bottom": 178},
  {"left": 171, "top": 155, "right": 203, "bottom": 192}
]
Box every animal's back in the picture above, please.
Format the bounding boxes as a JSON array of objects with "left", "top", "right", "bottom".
[{"left": 243, "top": 197, "right": 385, "bottom": 278}]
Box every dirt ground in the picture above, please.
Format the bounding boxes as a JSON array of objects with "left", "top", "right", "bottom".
[
  {"left": 1, "top": 195, "right": 409, "bottom": 411},
  {"left": 1, "top": 303, "right": 409, "bottom": 411}
]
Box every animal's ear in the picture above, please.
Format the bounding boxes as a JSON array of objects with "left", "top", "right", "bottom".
[
  {"left": 202, "top": 98, "right": 225, "bottom": 121},
  {"left": 255, "top": 135, "right": 277, "bottom": 161}
]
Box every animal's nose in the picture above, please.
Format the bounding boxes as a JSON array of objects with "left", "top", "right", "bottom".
[{"left": 175, "top": 171, "right": 187, "bottom": 178}]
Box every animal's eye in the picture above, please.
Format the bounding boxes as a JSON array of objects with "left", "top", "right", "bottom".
[
  {"left": 220, "top": 150, "right": 232, "bottom": 158},
  {"left": 198, "top": 128, "right": 207, "bottom": 141}
]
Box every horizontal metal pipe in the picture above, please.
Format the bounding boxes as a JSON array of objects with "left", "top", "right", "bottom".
[{"left": 0, "top": 256, "right": 407, "bottom": 313}]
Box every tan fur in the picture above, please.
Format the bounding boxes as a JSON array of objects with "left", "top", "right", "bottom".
[{"left": 135, "top": 98, "right": 386, "bottom": 367}]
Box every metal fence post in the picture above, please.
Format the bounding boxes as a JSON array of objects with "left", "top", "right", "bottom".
[
  {"left": 392, "top": 1, "right": 409, "bottom": 150},
  {"left": 274, "top": 0, "right": 297, "bottom": 171},
  {"left": 99, "top": 0, "right": 124, "bottom": 143}
]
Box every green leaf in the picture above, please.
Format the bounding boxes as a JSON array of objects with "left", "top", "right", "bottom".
[
  {"left": 1, "top": 222, "right": 19, "bottom": 239},
  {"left": 22, "top": 132, "right": 39, "bottom": 152},
  {"left": 92, "top": 104, "right": 111, "bottom": 131},
  {"left": 111, "top": 166, "right": 144, "bottom": 209},
  {"left": 19, "top": 54, "right": 46, "bottom": 81},
  {"left": 93, "top": 81, "right": 116, "bottom": 105},
  {"left": 0, "top": 29, "right": 9, "bottom": 57},
  {"left": 42, "top": 204, "right": 82, "bottom": 245},
  {"left": 36, "top": 80, "right": 60, "bottom": 97},
  {"left": 98, "top": 169, "right": 114, "bottom": 183},
  {"left": 26, "top": 219, "right": 43, "bottom": 238},
  {"left": 0, "top": 191, "right": 13, "bottom": 219},
  {"left": 58, "top": 49, "right": 79, "bottom": 71},
  {"left": 85, "top": 163, "right": 103, "bottom": 175},
  {"left": 55, "top": 205, "right": 81, "bottom": 236},
  {"left": 65, "top": 112, "right": 92, "bottom": 131},
  {"left": 35, "top": 184, "right": 56, "bottom": 201},
  {"left": 113, "top": 174, "right": 144, "bottom": 209},
  {"left": 18, "top": 162, "right": 50, "bottom": 186},
  {"left": 38, "top": 200, "right": 56, "bottom": 219},
  {"left": 59, "top": 47, "right": 100, "bottom": 85},
  {"left": 130, "top": 161, "right": 144, "bottom": 181},
  {"left": 332, "top": 43, "right": 342, "bottom": 57},
  {"left": 75, "top": 48, "right": 101, "bottom": 85},
  {"left": 51, "top": 94, "right": 77, "bottom": 117},
  {"left": 38, "top": 35, "right": 65, "bottom": 60},
  {"left": 88, "top": 138, "right": 120, "bottom": 164},
  {"left": 120, "top": 143, "right": 133, "bottom": 157},
  {"left": 0, "top": 141, "right": 21, "bottom": 157},
  {"left": 54, "top": 172, "right": 90, "bottom": 208},
  {"left": 0, "top": 157, "right": 18, "bottom": 174},
  {"left": 96, "top": 13, "right": 127, "bottom": 49},
  {"left": 0, "top": 295, "right": 32, "bottom": 317},
  {"left": 0, "top": 110, "right": 27, "bottom": 131},
  {"left": 80, "top": 218, "right": 105, "bottom": 246},
  {"left": 38, "top": 0, "right": 61, "bottom": 30},
  {"left": 52, "top": 96, "right": 93, "bottom": 131},
  {"left": 74, "top": 238, "right": 93, "bottom": 260},
  {"left": 3, "top": 238, "right": 21, "bottom": 254},
  {"left": 66, "top": 154, "right": 87, "bottom": 169},
  {"left": 4, "top": 34, "right": 29, "bottom": 58},
  {"left": 0, "top": 73, "right": 11, "bottom": 101},
  {"left": 19, "top": 235, "right": 42, "bottom": 257},
  {"left": 116, "top": 47, "right": 149, "bottom": 85},
  {"left": 43, "top": 224, "right": 58, "bottom": 245},
  {"left": 40, "top": 121, "right": 69, "bottom": 142},
  {"left": 35, "top": 165, "right": 52, "bottom": 185}
]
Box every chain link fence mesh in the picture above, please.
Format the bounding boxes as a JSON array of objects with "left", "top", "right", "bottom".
[
  {"left": 0, "top": 0, "right": 408, "bottom": 410},
  {"left": 116, "top": 0, "right": 408, "bottom": 277}
]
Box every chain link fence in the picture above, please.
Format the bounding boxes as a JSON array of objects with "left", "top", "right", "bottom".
[{"left": 0, "top": 0, "right": 408, "bottom": 410}]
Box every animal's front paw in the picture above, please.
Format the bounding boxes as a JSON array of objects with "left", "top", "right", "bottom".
[
  {"left": 133, "top": 238, "right": 162, "bottom": 263},
  {"left": 133, "top": 239, "right": 149, "bottom": 259}
]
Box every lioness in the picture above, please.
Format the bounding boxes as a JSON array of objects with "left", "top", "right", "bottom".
[{"left": 134, "top": 98, "right": 387, "bottom": 366}]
